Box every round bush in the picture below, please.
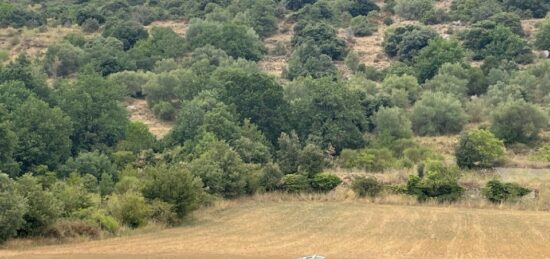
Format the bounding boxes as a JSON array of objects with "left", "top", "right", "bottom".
[
  {"left": 455, "top": 129, "right": 505, "bottom": 169},
  {"left": 490, "top": 101, "right": 548, "bottom": 144},
  {"left": 411, "top": 92, "right": 467, "bottom": 136},
  {"left": 281, "top": 174, "right": 310, "bottom": 192},
  {"left": 351, "top": 176, "right": 382, "bottom": 198},
  {"left": 311, "top": 173, "right": 342, "bottom": 192}
]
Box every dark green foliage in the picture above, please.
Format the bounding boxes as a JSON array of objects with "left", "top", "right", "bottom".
[
  {"left": 117, "top": 121, "right": 156, "bottom": 153},
  {"left": 351, "top": 176, "right": 382, "bottom": 198},
  {"left": 81, "top": 18, "right": 100, "bottom": 33},
  {"left": 213, "top": 65, "right": 289, "bottom": 143},
  {"left": 62, "top": 151, "right": 116, "bottom": 179},
  {"left": 259, "top": 163, "right": 283, "bottom": 191},
  {"left": 350, "top": 16, "right": 377, "bottom": 37},
  {"left": 0, "top": 118, "right": 18, "bottom": 177},
  {"left": 0, "top": 56, "right": 49, "bottom": 99},
  {"left": 0, "top": 3, "right": 45, "bottom": 28},
  {"left": 281, "top": 174, "right": 310, "bottom": 192},
  {"left": 286, "top": 0, "right": 317, "bottom": 11},
  {"left": 291, "top": 22, "right": 347, "bottom": 60},
  {"left": 0, "top": 173, "right": 27, "bottom": 243},
  {"left": 499, "top": 0, "right": 549, "bottom": 18},
  {"left": 414, "top": 38, "right": 465, "bottom": 83},
  {"left": 103, "top": 21, "right": 149, "bottom": 50},
  {"left": 311, "top": 172, "right": 341, "bottom": 192},
  {"left": 142, "top": 164, "right": 205, "bottom": 217},
  {"left": 233, "top": 120, "right": 272, "bottom": 164},
  {"left": 482, "top": 180, "right": 531, "bottom": 203},
  {"left": 15, "top": 174, "right": 61, "bottom": 236},
  {"left": 76, "top": 9, "right": 106, "bottom": 25},
  {"left": 129, "top": 27, "right": 186, "bottom": 70},
  {"left": 55, "top": 74, "right": 128, "bottom": 152},
  {"left": 490, "top": 101, "right": 548, "bottom": 144},
  {"left": 406, "top": 160, "right": 463, "bottom": 202},
  {"left": 411, "top": 92, "right": 467, "bottom": 136},
  {"left": 348, "top": 0, "right": 380, "bottom": 17},
  {"left": 394, "top": 0, "right": 434, "bottom": 20},
  {"left": 277, "top": 132, "right": 302, "bottom": 174},
  {"left": 286, "top": 77, "right": 367, "bottom": 153},
  {"left": 450, "top": 0, "right": 503, "bottom": 23},
  {"left": 299, "top": 144, "right": 326, "bottom": 177},
  {"left": 285, "top": 42, "right": 337, "bottom": 80},
  {"left": 12, "top": 97, "right": 73, "bottom": 172},
  {"left": 383, "top": 24, "right": 439, "bottom": 62},
  {"left": 43, "top": 43, "right": 85, "bottom": 77},
  {"left": 186, "top": 20, "right": 265, "bottom": 61},
  {"left": 455, "top": 129, "right": 505, "bottom": 169}
]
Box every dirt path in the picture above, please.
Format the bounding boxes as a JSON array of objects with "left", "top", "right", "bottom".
[{"left": 2, "top": 201, "right": 549, "bottom": 259}]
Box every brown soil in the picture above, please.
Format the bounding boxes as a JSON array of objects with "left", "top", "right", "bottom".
[{"left": 125, "top": 98, "right": 173, "bottom": 139}]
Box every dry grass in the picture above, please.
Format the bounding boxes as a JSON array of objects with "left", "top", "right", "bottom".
[
  {"left": 125, "top": 98, "right": 173, "bottom": 138},
  {"left": 145, "top": 20, "right": 188, "bottom": 36},
  {"left": 2, "top": 196, "right": 550, "bottom": 259}
]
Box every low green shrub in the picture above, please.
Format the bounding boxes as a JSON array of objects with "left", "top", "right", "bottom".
[
  {"left": 281, "top": 174, "right": 310, "bottom": 192},
  {"left": 351, "top": 176, "right": 383, "bottom": 198},
  {"left": 311, "top": 173, "right": 342, "bottom": 192},
  {"left": 482, "top": 180, "right": 531, "bottom": 203}
]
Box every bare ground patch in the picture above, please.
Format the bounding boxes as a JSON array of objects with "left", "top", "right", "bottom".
[{"left": 125, "top": 98, "right": 173, "bottom": 139}]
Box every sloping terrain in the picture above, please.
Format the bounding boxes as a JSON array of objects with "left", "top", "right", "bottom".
[{"left": 2, "top": 200, "right": 550, "bottom": 259}]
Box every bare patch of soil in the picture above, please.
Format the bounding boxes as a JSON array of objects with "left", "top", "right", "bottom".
[{"left": 125, "top": 98, "right": 173, "bottom": 139}]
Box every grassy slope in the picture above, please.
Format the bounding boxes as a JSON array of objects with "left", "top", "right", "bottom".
[{"left": 2, "top": 199, "right": 550, "bottom": 259}]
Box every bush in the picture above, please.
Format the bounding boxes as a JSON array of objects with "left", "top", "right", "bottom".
[
  {"left": 117, "top": 121, "right": 156, "bottom": 153},
  {"left": 281, "top": 174, "right": 310, "bottom": 192},
  {"left": 482, "top": 180, "right": 531, "bottom": 203},
  {"left": 286, "top": 42, "right": 337, "bottom": 80},
  {"left": 102, "top": 21, "right": 149, "bottom": 50},
  {"left": 490, "top": 101, "right": 548, "bottom": 144},
  {"left": 0, "top": 173, "right": 27, "bottom": 243},
  {"left": 455, "top": 129, "right": 505, "bottom": 169},
  {"left": 414, "top": 38, "right": 465, "bottom": 83},
  {"left": 311, "top": 173, "right": 342, "bottom": 192},
  {"left": 62, "top": 151, "right": 116, "bottom": 180},
  {"left": 383, "top": 24, "right": 439, "bottom": 62},
  {"left": 81, "top": 18, "right": 100, "bottom": 33},
  {"left": 348, "top": 0, "right": 380, "bottom": 17},
  {"left": 44, "top": 220, "right": 100, "bottom": 240},
  {"left": 411, "top": 92, "right": 467, "bottom": 136},
  {"left": 107, "top": 192, "right": 150, "bottom": 228},
  {"left": 350, "top": 16, "right": 377, "bottom": 37},
  {"left": 535, "top": 18, "right": 550, "bottom": 51},
  {"left": 351, "top": 176, "right": 382, "bottom": 198},
  {"left": 394, "top": 0, "right": 434, "bottom": 20},
  {"left": 16, "top": 175, "right": 61, "bottom": 236},
  {"left": 291, "top": 22, "right": 347, "bottom": 60},
  {"left": 43, "top": 43, "right": 85, "bottom": 77},
  {"left": 406, "top": 160, "right": 463, "bottom": 202},
  {"left": 88, "top": 210, "right": 120, "bottom": 234},
  {"left": 338, "top": 148, "right": 396, "bottom": 172},
  {"left": 372, "top": 107, "right": 412, "bottom": 139}
]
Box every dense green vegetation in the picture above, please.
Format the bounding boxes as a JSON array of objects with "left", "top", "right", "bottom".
[{"left": 0, "top": 0, "right": 548, "bottom": 244}]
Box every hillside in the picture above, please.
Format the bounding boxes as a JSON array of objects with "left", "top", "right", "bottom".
[{"left": 2, "top": 198, "right": 550, "bottom": 259}]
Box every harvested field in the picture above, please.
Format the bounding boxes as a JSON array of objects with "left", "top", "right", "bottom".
[{"left": 2, "top": 199, "right": 550, "bottom": 259}]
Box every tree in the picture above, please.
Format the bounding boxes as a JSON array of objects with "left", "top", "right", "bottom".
[
  {"left": 43, "top": 43, "right": 85, "bottom": 77},
  {"left": 0, "top": 108, "right": 19, "bottom": 177},
  {"left": 186, "top": 20, "right": 265, "bottom": 61},
  {"left": 117, "top": 121, "right": 156, "bottom": 153},
  {"left": 499, "top": 0, "right": 549, "bottom": 18},
  {"left": 299, "top": 143, "right": 326, "bottom": 177},
  {"left": 414, "top": 38, "right": 465, "bottom": 83},
  {"left": 381, "top": 74, "right": 421, "bottom": 106},
  {"left": 383, "top": 24, "right": 439, "bottom": 62},
  {"left": 372, "top": 107, "right": 412, "bottom": 139},
  {"left": 406, "top": 160, "right": 463, "bottom": 202},
  {"left": 233, "top": 120, "right": 272, "bottom": 164},
  {"left": 62, "top": 151, "right": 116, "bottom": 179},
  {"left": 0, "top": 173, "right": 27, "bottom": 243},
  {"left": 535, "top": 18, "right": 550, "bottom": 51},
  {"left": 16, "top": 174, "right": 61, "bottom": 236},
  {"left": 102, "top": 21, "right": 149, "bottom": 50},
  {"left": 490, "top": 101, "right": 548, "bottom": 144},
  {"left": 286, "top": 42, "right": 337, "bottom": 80},
  {"left": 129, "top": 27, "right": 186, "bottom": 70},
  {"left": 277, "top": 132, "right": 302, "bottom": 174},
  {"left": 411, "top": 92, "right": 467, "bottom": 136},
  {"left": 348, "top": 0, "right": 380, "bottom": 17},
  {"left": 450, "top": 0, "right": 503, "bottom": 23},
  {"left": 291, "top": 22, "right": 347, "bottom": 60},
  {"left": 0, "top": 55, "right": 49, "bottom": 99},
  {"left": 142, "top": 164, "right": 205, "bottom": 217},
  {"left": 12, "top": 97, "right": 73, "bottom": 172},
  {"left": 109, "top": 70, "right": 151, "bottom": 97},
  {"left": 394, "top": 0, "right": 434, "bottom": 20},
  {"left": 213, "top": 64, "right": 289, "bottom": 143},
  {"left": 107, "top": 191, "right": 150, "bottom": 228},
  {"left": 286, "top": 0, "right": 317, "bottom": 11},
  {"left": 455, "top": 129, "right": 505, "bottom": 169},
  {"left": 55, "top": 74, "right": 128, "bottom": 152}
]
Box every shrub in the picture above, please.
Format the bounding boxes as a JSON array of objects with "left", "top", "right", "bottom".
[
  {"left": 16, "top": 175, "right": 61, "bottom": 236},
  {"left": 311, "top": 173, "right": 342, "bottom": 192},
  {"left": 44, "top": 220, "right": 100, "bottom": 239},
  {"left": 117, "top": 121, "right": 156, "bottom": 153},
  {"left": 0, "top": 173, "right": 27, "bottom": 243},
  {"left": 338, "top": 148, "right": 396, "bottom": 172},
  {"left": 43, "top": 43, "right": 85, "bottom": 77},
  {"left": 394, "top": 0, "right": 434, "bottom": 20},
  {"left": 490, "top": 101, "right": 548, "bottom": 144},
  {"left": 406, "top": 160, "right": 463, "bottom": 202},
  {"left": 455, "top": 129, "right": 505, "bottom": 169},
  {"left": 350, "top": 16, "right": 377, "bottom": 37},
  {"left": 291, "top": 22, "right": 347, "bottom": 60},
  {"left": 81, "top": 18, "right": 100, "bottom": 33},
  {"left": 107, "top": 192, "right": 150, "bottom": 228},
  {"left": 62, "top": 151, "right": 116, "bottom": 180},
  {"left": 88, "top": 210, "right": 120, "bottom": 234},
  {"left": 345, "top": 51, "right": 361, "bottom": 72},
  {"left": 383, "top": 24, "right": 439, "bottom": 62},
  {"left": 482, "top": 180, "right": 531, "bottom": 203},
  {"left": 535, "top": 18, "right": 550, "bottom": 51},
  {"left": 411, "top": 92, "right": 467, "bottom": 136},
  {"left": 299, "top": 144, "right": 326, "bottom": 177},
  {"left": 414, "top": 38, "right": 465, "bottom": 83},
  {"left": 351, "top": 176, "right": 382, "bottom": 198},
  {"left": 372, "top": 107, "right": 413, "bottom": 139},
  {"left": 102, "top": 21, "right": 149, "bottom": 50},
  {"left": 281, "top": 174, "right": 310, "bottom": 192},
  {"left": 348, "top": 0, "right": 380, "bottom": 17},
  {"left": 108, "top": 71, "right": 150, "bottom": 97},
  {"left": 286, "top": 42, "right": 337, "bottom": 80}
]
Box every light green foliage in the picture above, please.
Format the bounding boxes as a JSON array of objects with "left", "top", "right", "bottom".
[
  {"left": 350, "top": 16, "right": 377, "bottom": 37},
  {"left": 43, "top": 43, "right": 85, "bottom": 77},
  {"left": 535, "top": 18, "right": 550, "bottom": 50},
  {"left": 107, "top": 192, "right": 150, "bottom": 228},
  {"left": 394, "top": 0, "right": 434, "bottom": 20},
  {"left": 281, "top": 174, "right": 310, "bottom": 192},
  {"left": 311, "top": 172, "right": 342, "bottom": 192},
  {"left": 411, "top": 92, "right": 467, "bottom": 136},
  {"left": 482, "top": 180, "right": 531, "bottom": 203},
  {"left": 406, "top": 160, "right": 463, "bottom": 202},
  {"left": 52, "top": 175, "right": 95, "bottom": 217},
  {"left": 351, "top": 176, "right": 382, "bottom": 198},
  {"left": 345, "top": 51, "right": 361, "bottom": 72},
  {"left": 455, "top": 129, "right": 505, "bottom": 169},
  {"left": 0, "top": 111, "right": 19, "bottom": 177},
  {"left": 381, "top": 74, "right": 421, "bottom": 107},
  {"left": 0, "top": 173, "right": 27, "bottom": 243},
  {"left": 372, "top": 107, "right": 412, "bottom": 139},
  {"left": 286, "top": 42, "right": 337, "bottom": 80},
  {"left": 62, "top": 151, "right": 116, "bottom": 180},
  {"left": 490, "top": 101, "right": 548, "bottom": 144},
  {"left": 16, "top": 174, "right": 61, "bottom": 236},
  {"left": 109, "top": 70, "right": 151, "bottom": 97},
  {"left": 338, "top": 148, "right": 396, "bottom": 172},
  {"left": 142, "top": 164, "right": 205, "bottom": 217}
]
